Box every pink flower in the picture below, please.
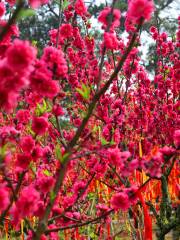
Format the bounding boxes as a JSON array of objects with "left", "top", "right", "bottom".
[
  {"left": 49, "top": 29, "right": 64, "bottom": 45},
  {"left": 144, "top": 152, "right": 163, "bottom": 178},
  {"left": 73, "top": 181, "right": 86, "bottom": 196},
  {"left": 52, "top": 104, "right": 64, "bottom": 116},
  {"left": 59, "top": 24, "right": 73, "bottom": 39},
  {"left": 33, "top": 201, "right": 45, "bottom": 218},
  {"left": 0, "top": 2, "right": 5, "bottom": 17},
  {"left": 29, "top": 0, "right": 49, "bottom": 8},
  {"left": 27, "top": 231, "right": 47, "bottom": 240},
  {"left": 103, "top": 32, "right": 119, "bottom": 50},
  {"left": 41, "top": 46, "right": 68, "bottom": 78},
  {"left": 16, "top": 153, "right": 32, "bottom": 169},
  {"left": 30, "top": 66, "right": 60, "bottom": 98},
  {"left": 6, "top": 39, "right": 36, "bottom": 70},
  {"left": 62, "top": 196, "right": 76, "bottom": 209},
  {"left": 75, "top": 0, "right": 87, "bottom": 16},
  {"left": 108, "top": 148, "right": 124, "bottom": 167},
  {"left": 127, "top": 0, "right": 154, "bottom": 22},
  {"left": 36, "top": 174, "right": 54, "bottom": 194},
  {"left": 0, "top": 20, "right": 19, "bottom": 43},
  {"left": 0, "top": 60, "right": 27, "bottom": 93},
  {"left": 20, "top": 135, "right": 35, "bottom": 153},
  {"left": 15, "top": 186, "right": 40, "bottom": 218},
  {"left": 16, "top": 110, "right": 30, "bottom": 124},
  {"left": 42, "top": 146, "right": 52, "bottom": 163},
  {"left": 0, "top": 39, "right": 37, "bottom": 112},
  {"left": 48, "top": 224, "right": 60, "bottom": 240},
  {"left": 125, "top": 186, "right": 139, "bottom": 205},
  {"left": 6, "top": 0, "right": 16, "bottom": 7},
  {"left": 160, "top": 146, "right": 176, "bottom": 156},
  {"left": 174, "top": 130, "right": 180, "bottom": 148},
  {"left": 111, "top": 192, "right": 130, "bottom": 211},
  {"left": 0, "top": 185, "right": 10, "bottom": 213},
  {"left": 120, "top": 151, "right": 131, "bottom": 162},
  {"left": 98, "top": 7, "right": 121, "bottom": 29},
  {"left": 150, "top": 26, "right": 157, "bottom": 33},
  {"left": 128, "top": 158, "right": 139, "bottom": 171},
  {"left": 31, "top": 145, "right": 43, "bottom": 161},
  {"left": 96, "top": 204, "right": 110, "bottom": 214},
  {"left": 96, "top": 204, "right": 111, "bottom": 223},
  {"left": 32, "top": 116, "right": 49, "bottom": 135},
  {"left": 0, "top": 126, "right": 19, "bottom": 142}
]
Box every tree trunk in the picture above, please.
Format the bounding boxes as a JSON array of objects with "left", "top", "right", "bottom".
[{"left": 172, "top": 226, "right": 180, "bottom": 240}]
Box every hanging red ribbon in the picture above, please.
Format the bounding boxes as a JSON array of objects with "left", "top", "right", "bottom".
[{"left": 137, "top": 191, "right": 152, "bottom": 240}]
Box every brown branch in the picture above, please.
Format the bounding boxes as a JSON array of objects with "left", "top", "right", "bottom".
[
  {"left": 49, "top": 118, "right": 67, "bottom": 148},
  {"left": 146, "top": 201, "right": 160, "bottom": 222},
  {"left": 45, "top": 209, "right": 114, "bottom": 233},
  {"left": 49, "top": 173, "right": 95, "bottom": 223},
  {"left": 164, "top": 154, "right": 177, "bottom": 177},
  {"left": 79, "top": 163, "right": 118, "bottom": 191}
]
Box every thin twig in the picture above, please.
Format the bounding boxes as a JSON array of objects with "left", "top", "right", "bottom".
[
  {"left": 48, "top": 3, "right": 59, "bottom": 18},
  {"left": 45, "top": 209, "right": 114, "bottom": 233},
  {"left": 97, "top": 0, "right": 117, "bottom": 90}
]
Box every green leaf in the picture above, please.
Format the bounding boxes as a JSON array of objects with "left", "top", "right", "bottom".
[
  {"left": 76, "top": 84, "right": 90, "bottom": 100},
  {"left": 92, "top": 125, "right": 98, "bottom": 133},
  {"left": 55, "top": 145, "right": 70, "bottom": 163},
  {"left": 89, "top": 232, "right": 98, "bottom": 239},
  {"left": 63, "top": 0, "right": 70, "bottom": 9},
  {"left": 101, "top": 137, "right": 109, "bottom": 146},
  {"left": 55, "top": 145, "right": 62, "bottom": 161},
  {"left": 29, "top": 162, "right": 37, "bottom": 175},
  {"left": 50, "top": 190, "right": 56, "bottom": 201},
  {"left": 61, "top": 152, "right": 70, "bottom": 163},
  {"left": 17, "top": 8, "right": 36, "bottom": 20},
  {"left": 35, "top": 99, "right": 47, "bottom": 116},
  {"left": 110, "top": 140, "right": 115, "bottom": 145},
  {"left": 32, "top": 40, "right": 38, "bottom": 47},
  {"left": 43, "top": 169, "right": 51, "bottom": 177},
  {"left": 0, "top": 144, "right": 7, "bottom": 163}
]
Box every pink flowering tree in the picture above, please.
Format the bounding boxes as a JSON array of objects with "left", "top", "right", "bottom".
[{"left": 0, "top": 0, "right": 179, "bottom": 239}]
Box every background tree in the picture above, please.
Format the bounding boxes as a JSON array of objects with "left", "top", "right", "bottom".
[{"left": 16, "top": 0, "right": 180, "bottom": 72}]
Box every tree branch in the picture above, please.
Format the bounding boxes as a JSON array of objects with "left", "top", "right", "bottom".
[
  {"left": 34, "top": 18, "right": 144, "bottom": 239},
  {"left": 45, "top": 209, "right": 114, "bottom": 233}
]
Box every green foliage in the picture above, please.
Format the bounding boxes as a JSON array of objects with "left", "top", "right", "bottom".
[
  {"left": 61, "top": 152, "right": 70, "bottom": 163},
  {"left": 18, "top": 3, "right": 59, "bottom": 50},
  {"left": 30, "top": 162, "right": 37, "bottom": 175},
  {"left": 35, "top": 99, "right": 51, "bottom": 116},
  {"left": 76, "top": 84, "right": 91, "bottom": 100},
  {"left": 101, "top": 136, "right": 109, "bottom": 146},
  {"left": 17, "top": 8, "right": 36, "bottom": 20},
  {"left": 55, "top": 144, "right": 62, "bottom": 161},
  {"left": 43, "top": 169, "right": 52, "bottom": 176},
  {"left": 62, "top": 0, "right": 70, "bottom": 10},
  {"left": 0, "top": 144, "right": 7, "bottom": 163},
  {"left": 50, "top": 190, "right": 56, "bottom": 201}
]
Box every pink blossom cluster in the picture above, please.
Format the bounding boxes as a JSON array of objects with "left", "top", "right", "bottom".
[
  {"left": 0, "top": 0, "right": 179, "bottom": 239},
  {"left": 0, "top": 39, "right": 36, "bottom": 111}
]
